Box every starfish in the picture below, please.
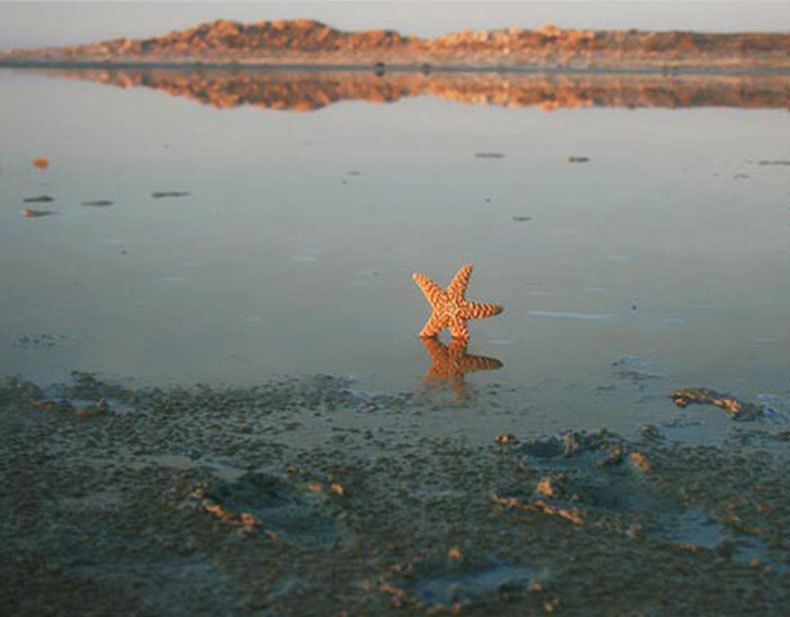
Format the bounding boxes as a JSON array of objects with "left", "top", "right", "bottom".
[
  {"left": 420, "top": 337, "right": 503, "bottom": 404},
  {"left": 412, "top": 264, "right": 503, "bottom": 339}
]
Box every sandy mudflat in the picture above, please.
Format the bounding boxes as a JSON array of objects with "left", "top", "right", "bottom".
[{"left": 2, "top": 372, "right": 789, "bottom": 616}]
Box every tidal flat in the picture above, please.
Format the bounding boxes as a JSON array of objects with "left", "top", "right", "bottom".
[
  {"left": 2, "top": 372, "right": 790, "bottom": 616},
  {"left": 2, "top": 62, "right": 790, "bottom": 615}
]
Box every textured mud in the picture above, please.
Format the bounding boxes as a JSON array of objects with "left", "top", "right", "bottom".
[{"left": 2, "top": 373, "right": 789, "bottom": 616}]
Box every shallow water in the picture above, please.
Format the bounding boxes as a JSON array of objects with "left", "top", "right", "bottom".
[{"left": 1, "top": 67, "right": 789, "bottom": 437}]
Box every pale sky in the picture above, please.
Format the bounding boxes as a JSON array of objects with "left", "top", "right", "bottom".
[{"left": 0, "top": 2, "right": 788, "bottom": 50}]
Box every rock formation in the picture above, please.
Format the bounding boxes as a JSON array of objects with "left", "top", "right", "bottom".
[{"left": 1, "top": 18, "right": 789, "bottom": 69}]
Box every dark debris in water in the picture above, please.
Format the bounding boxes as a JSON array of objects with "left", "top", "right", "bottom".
[
  {"left": 12, "top": 333, "right": 71, "bottom": 349},
  {"left": 23, "top": 194, "right": 54, "bottom": 203},
  {"left": 611, "top": 356, "right": 662, "bottom": 381},
  {"left": 151, "top": 191, "right": 191, "bottom": 199},
  {"left": 474, "top": 152, "right": 505, "bottom": 159}
]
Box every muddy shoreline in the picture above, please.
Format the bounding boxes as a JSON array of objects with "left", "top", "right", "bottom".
[{"left": 3, "top": 373, "right": 789, "bottom": 616}]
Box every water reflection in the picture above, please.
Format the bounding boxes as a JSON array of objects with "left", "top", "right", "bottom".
[
  {"left": 21, "top": 208, "right": 56, "bottom": 218},
  {"left": 418, "top": 336, "right": 502, "bottom": 406},
  {"left": 26, "top": 66, "right": 790, "bottom": 112}
]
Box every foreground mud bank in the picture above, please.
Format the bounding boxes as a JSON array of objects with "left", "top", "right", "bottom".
[
  {"left": 2, "top": 19, "right": 790, "bottom": 69},
  {"left": 2, "top": 373, "right": 789, "bottom": 616}
]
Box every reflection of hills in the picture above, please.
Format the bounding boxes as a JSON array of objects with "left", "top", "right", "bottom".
[{"left": 33, "top": 67, "right": 790, "bottom": 111}]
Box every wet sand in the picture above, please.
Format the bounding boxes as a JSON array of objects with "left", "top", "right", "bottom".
[{"left": 3, "top": 373, "right": 789, "bottom": 616}]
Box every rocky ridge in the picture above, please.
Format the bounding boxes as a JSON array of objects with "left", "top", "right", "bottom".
[{"left": 2, "top": 18, "right": 790, "bottom": 69}]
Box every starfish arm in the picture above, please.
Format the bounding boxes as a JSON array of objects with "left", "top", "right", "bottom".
[
  {"left": 447, "top": 264, "right": 473, "bottom": 299},
  {"left": 412, "top": 273, "right": 445, "bottom": 305},
  {"left": 419, "top": 313, "right": 445, "bottom": 338},
  {"left": 465, "top": 301, "right": 504, "bottom": 320},
  {"left": 448, "top": 317, "right": 470, "bottom": 340}
]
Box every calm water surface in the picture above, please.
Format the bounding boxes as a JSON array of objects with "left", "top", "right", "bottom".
[{"left": 1, "top": 68, "right": 788, "bottom": 436}]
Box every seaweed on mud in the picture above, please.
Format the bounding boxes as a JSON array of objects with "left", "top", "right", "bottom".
[{"left": 670, "top": 387, "right": 764, "bottom": 421}]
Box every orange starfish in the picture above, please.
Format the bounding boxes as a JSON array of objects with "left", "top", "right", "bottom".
[
  {"left": 412, "top": 264, "right": 503, "bottom": 339},
  {"left": 420, "top": 337, "right": 503, "bottom": 404}
]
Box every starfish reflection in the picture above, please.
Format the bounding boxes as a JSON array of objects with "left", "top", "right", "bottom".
[{"left": 418, "top": 337, "right": 503, "bottom": 406}]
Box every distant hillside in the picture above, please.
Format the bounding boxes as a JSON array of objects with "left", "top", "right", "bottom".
[{"left": 2, "top": 18, "right": 789, "bottom": 69}]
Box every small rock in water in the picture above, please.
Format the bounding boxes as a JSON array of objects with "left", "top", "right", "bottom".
[
  {"left": 81, "top": 200, "right": 114, "bottom": 207},
  {"left": 23, "top": 195, "right": 54, "bottom": 203},
  {"left": 151, "top": 191, "right": 191, "bottom": 199},
  {"left": 32, "top": 157, "right": 49, "bottom": 169},
  {"left": 612, "top": 356, "right": 660, "bottom": 380},
  {"left": 566, "top": 156, "right": 590, "bottom": 163},
  {"left": 640, "top": 424, "right": 664, "bottom": 440}
]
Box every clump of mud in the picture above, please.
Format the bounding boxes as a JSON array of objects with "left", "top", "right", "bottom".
[{"left": 1, "top": 373, "right": 789, "bottom": 616}]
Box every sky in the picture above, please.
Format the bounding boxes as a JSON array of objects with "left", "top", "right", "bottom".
[{"left": 0, "top": 1, "right": 788, "bottom": 50}]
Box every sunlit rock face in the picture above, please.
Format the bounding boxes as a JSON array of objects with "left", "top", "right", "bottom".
[{"left": 2, "top": 18, "right": 790, "bottom": 69}]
